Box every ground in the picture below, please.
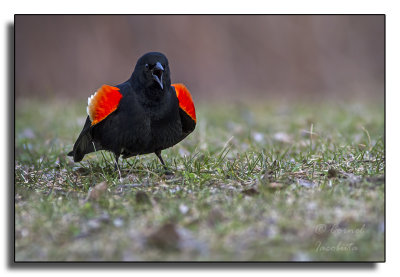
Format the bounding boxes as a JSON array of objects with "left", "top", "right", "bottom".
[{"left": 14, "top": 97, "right": 384, "bottom": 261}]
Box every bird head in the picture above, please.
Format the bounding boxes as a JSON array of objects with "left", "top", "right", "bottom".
[{"left": 131, "top": 52, "right": 171, "bottom": 99}]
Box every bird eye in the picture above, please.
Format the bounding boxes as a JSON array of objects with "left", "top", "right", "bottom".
[{"left": 145, "top": 64, "right": 149, "bottom": 69}]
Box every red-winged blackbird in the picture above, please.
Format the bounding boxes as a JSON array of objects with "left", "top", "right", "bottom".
[{"left": 68, "top": 52, "right": 196, "bottom": 171}]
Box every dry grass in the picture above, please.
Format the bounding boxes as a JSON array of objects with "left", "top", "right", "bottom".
[{"left": 15, "top": 98, "right": 384, "bottom": 261}]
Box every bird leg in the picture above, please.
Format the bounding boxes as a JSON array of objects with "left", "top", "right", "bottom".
[
  {"left": 155, "top": 150, "right": 173, "bottom": 175},
  {"left": 155, "top": 150, "right": 166, "bottom": 167},
  {"left": 114, "top": 153, "right": 122, "bottom": 180}
]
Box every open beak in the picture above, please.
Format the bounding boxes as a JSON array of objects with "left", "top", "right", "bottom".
[{"left": 152, "top": 62, "right": 164, "bottom": 89}]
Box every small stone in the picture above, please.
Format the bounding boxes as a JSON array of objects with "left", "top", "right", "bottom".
[{"left": 327, "top": 168, "right": 338, "bottom": 178}]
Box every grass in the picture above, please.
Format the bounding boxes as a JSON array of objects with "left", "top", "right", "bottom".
[{"left": 15, "top": 97, "right": 384, "bottom": 261}]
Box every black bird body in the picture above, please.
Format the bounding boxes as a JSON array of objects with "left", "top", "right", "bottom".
[{"left": 68, "top": 52, "right": 196, "bottom": 168}]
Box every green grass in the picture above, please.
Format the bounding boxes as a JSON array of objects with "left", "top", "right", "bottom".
[{"left": 15, "top": 97, "right": 384, "bottom": 261}]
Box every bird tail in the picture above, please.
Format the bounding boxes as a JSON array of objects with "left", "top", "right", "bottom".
[
  {"left": 67, "top": 130, "right": 95, "bottom": 162},
  {"left": 68, "top": 117, "right": 102, "bottom": 162}
]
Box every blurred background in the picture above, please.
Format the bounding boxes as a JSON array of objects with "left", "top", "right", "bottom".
[{"left": 15, "top": 15, "right": 384, "bottom": 102}]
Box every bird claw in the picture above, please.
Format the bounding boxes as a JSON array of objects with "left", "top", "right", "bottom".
[
  {"left": 160, "top": 165, "right": 174, "bottom": 176},
  {"left": 163, "top": 170, "right": 174, "bottom": 176}
]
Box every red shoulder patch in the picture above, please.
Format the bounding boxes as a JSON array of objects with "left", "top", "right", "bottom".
[
  {"left": 172, "top": 83, "right": 196, "bottom": 123},
  {"left": 87, "top": 85, "right": 122, "bottom": 126}
]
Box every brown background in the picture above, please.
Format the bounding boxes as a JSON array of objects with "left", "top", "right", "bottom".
[{"left": 15, "top": 15, "right": 384, "bottom": 101}]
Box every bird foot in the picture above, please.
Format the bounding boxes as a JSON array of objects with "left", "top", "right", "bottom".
[
  {"left": 163, "top": 170, "right": 174, "bottom": 176},
  {"left": 160, "top": 165, "right": 174, "bottom": 176}
]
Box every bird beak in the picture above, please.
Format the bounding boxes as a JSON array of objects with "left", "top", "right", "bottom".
[{"left": 152, "top": 62, "right": 164, "bottom": 90}]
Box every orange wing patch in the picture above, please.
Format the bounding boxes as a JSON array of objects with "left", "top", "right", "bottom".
[
  {"left": 87, "top": 85, "right": 122, "bottom": 126},
  {"left": 172, "top": 83, "right": 196, "bottom": 123}
]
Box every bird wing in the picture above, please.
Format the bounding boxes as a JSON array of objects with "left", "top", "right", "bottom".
[
  {"left": 68, "top": 84, "right": 122, "bottom": 162},
  {"left": 87, "top": 84, "right": 123, "bottom": 125},
  {"left": 172, "top": 83, "right": 196, "bottom": 137}
]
